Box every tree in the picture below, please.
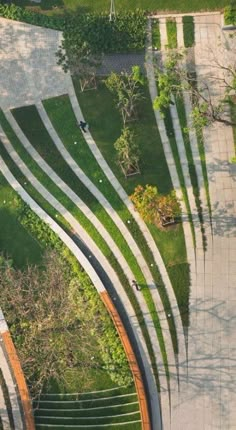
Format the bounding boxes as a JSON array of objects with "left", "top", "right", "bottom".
[
  {"left": 56, "top": 40, "right": 101, "bottom": 91},
  {"left": 114, "top": 127, "right": 140, "bottom": 176},
  {"left": 153, "top": 52, "right": 236, "bottom": 131},
  {"left": 130, "top": 184, "right": 180, "bottom": 226},
  {"left": 105, "top": 66, "right": 145, "bottom": 124},
  {"left": 0, "top": 251, "right": 132, "bottom": 398}
]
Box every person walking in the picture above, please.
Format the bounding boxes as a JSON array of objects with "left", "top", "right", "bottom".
[
  {"left": 79, "top": 120, "right": 87, "bottom": 133},
  {"left": 131, "top": 279, "right": 140, "bottom": 291}
]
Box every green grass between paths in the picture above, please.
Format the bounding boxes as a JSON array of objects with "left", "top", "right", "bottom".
[
  {"left": 74, "top": 80, "right": 190, "bottom": 328},
  {"left": 151, "top": 19, "right": 161, "bottom": 50},
  {"left": 0, "top": 110, "right": 161, "bottom": 391},
  {"left": 166, "top": 18, "right": 177, "bottom": 49},
  {"left": 0, "top": 172, "right": 43, "bottom": 268},
  {"left": 183, "top": 16, "right": 195, "bottom": 48}
]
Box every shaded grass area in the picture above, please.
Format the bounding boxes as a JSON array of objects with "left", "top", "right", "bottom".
[
  {"left": 75, "top": 80, "right": 190, "bottom": 327},
  {"left": 43, "top": 93, "right": 179, "bottom": 356},
  {"left": 17, "top": 0, "right": 228, "bottom": 14},
  {"left": 175, "top": 95, "right": 206, "bottom": 248},
  {"left": 0, "top": 110, "right": 161, "bottom": 391},
  {"left": 0, "top": 172, "right": 43, "bottom": 268},
  {"left": 183, "top": 16, "right": 195, "bottom": 48},
  {"left": 151, "top": 19, "right": 161, "bottom": 50},
  {"left": 166, "top": 18, "right": 177, "bottom": 49}
]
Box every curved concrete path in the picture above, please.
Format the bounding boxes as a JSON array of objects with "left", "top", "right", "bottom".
[
  {"left": 0, "top": 115, "right": 173, "bottom": 401},
  {"left": 0, "top": 157, "right": 156, "bottom": 430}
]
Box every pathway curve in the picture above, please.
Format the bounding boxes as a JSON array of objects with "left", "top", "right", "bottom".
[
  {"left": 1, "top": 113, "right": 172, "bottom": 400},
  {"left": 0, "top": 157, "right": 155, "bottom": 430}
]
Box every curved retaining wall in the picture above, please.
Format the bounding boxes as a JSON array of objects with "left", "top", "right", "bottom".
[
  {"left": 101, "top": 291, "right": 151, "bottom": 430},
  {"left": 0, "top": 310, "right": 35, "bottom": 430}
]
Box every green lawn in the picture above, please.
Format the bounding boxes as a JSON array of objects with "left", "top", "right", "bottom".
[
  {"left": 0, "top": 172, "right": 43, "bottom": 268},
  {"left": 15, "top": 0, "right": 228, "bottom": 13}
]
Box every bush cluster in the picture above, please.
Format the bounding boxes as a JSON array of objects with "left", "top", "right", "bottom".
[{"left": 224, "top": 0, "right": 236, "bottom": 25}]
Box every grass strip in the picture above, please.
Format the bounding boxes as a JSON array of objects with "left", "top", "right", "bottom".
[
  {"left": 166, "top": 18, "right": 177, "bottom": 49},
  {"left": 43, "top": 94, "right": 178, "bottom": 356},
  {"left": 0, "top": 112, "right": 161, "bottom": 392},
  {"left": 35, "top": 424, "right": 141, "bottom": 430},
  {"left": 0, "top": 173, "right": 43, "bottom": 269},
  {"left": 183, "top": 16, "right": 195, "bottom": 48},
  {"left": 175, "top": 94, "right": 206, "bottom": 248},
  {"left": 163, "top": 107, "right": 196, "bottom": 247},
  {"left": 35, "top": 412, "right": 141, "bottom": 425},
  {"left": 151, "top": 19, "right": 161, "bottom": 50},
  {"left": 34, "top": 404, "right": 139, "bottom": 417}
]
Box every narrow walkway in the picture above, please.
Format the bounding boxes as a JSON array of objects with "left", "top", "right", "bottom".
[{"left": 0, "top": 158, "right": 155, "bottom": 430}]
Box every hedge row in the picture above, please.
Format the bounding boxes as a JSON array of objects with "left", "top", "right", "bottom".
[{"left": 0, "top": 4, "right": 146, "bottom": 52}]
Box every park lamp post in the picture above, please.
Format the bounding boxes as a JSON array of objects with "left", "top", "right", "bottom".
[{"left": 109, "top": 0, "right": 116, "bottom": 21}]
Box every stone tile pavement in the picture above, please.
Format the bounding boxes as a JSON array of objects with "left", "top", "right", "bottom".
[{"left": 169, "top": 13, "right": 236, "bottom": 430}]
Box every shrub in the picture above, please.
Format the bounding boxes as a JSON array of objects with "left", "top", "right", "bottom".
[{"left": 224, "top": 0, "right": 236, "bottom": 25}]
